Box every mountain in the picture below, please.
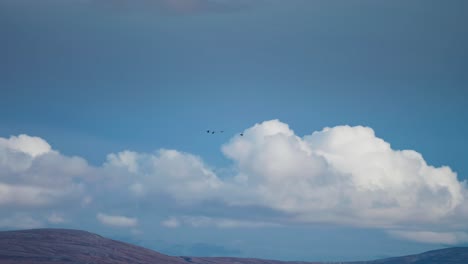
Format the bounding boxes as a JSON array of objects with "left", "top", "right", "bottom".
[
  {"left": 0, "top": 229, "right": 185, "bottom": 264},
  {"left": 368, "top": 247, "right": 468, "bottom": 264},
  {"left": 0, "top": 229, "right": 467, "bottom": 264}
]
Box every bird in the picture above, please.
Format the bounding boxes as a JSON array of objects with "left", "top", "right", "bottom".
[
  {"left": 205, "top": 130, "right": 237, "bottom": 135},
  {"left": 240, "top": 133, "right": 243, "bottom": 136},
  {"left": 206, "top": 129, "right": 224, "bottom": 134}
]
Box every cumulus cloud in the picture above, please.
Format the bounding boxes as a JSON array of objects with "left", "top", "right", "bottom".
[
  {"left": 2, "top": 120, "right": 467, "bottom": 243},
  {"left": 0, "top": 183, "right": 63, "bottom": 206},
  {"left": 0, "top": 134, "right": 51, "bottom": 158},
  {"left": 0, "top": 134, "right": 89, "bottom": 208},
  {"left": 104, "top": 149, "right": 222, "bottom": 203},
  {"left": 97, "top": 213, "right": 138, "bottom": 228},
  {"left": 222, "top": 120, "right": 468, "bottom": 229}
]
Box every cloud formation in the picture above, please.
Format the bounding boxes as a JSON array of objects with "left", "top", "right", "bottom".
[
  {"left": 388, "top": 230, "right": 468, "bottom": 244},
  {"left": 97, "top": 213, "right": 138, "bottom": 228},
  {"left": 47, "top": 213, "right": 65, "bottom": 224},
  {"left": 0, "top": 134, "right": 89, "bottom": 207},
  {"left": 1, "top": 120, "right": 467, "bottom": 244},
  {"left": 161, "top": 217, "right": 180, "bottom": 228},
  {"left": 222, "top": 121, "right": 467, "bottom": 229},
  {"left": 161, "top": 216, "right": 278, "bottom": 229},
  {"left": 104, "top": 149, "right": 222, "bottom": 203},
  {"left": 0, "top": 134, "right": 51, "bottom": 158}
]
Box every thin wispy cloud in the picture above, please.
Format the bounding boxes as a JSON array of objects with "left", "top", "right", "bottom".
[
  {"left": 388, "top": 230, "right": 468, "bottom": 245},
  {"left": 47, "top": 213, "right": 65, "bottom": 224},
  {"left": 161, "top": 217, "right": 180, "bottom": 228},
  {"left": 0, "top": 215, "right": 43, "bottom": 229},
  {"left": 97, "top": 213, "right": 138, "bottom": 228},
  {"left": 161, "top": 216, "right": 279, "bottom": 228}
]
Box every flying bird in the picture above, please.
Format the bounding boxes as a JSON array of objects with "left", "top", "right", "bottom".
[
  {"left": 206, "top": 129, "right": 225, "bottom": 134},
  {"left": 205, "top": 130, "right": 236, "bottom": 135}
]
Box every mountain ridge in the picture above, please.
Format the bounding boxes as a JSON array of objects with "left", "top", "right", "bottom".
[{"left": 0, "top": 228, "right": 467, "bottom": 264}]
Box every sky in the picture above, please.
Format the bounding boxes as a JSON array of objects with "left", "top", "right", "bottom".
[{"left": 1, "top": 0, "right": 468, "bottom": 261}]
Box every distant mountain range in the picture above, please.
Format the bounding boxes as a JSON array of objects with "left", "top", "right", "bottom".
[{"left": 0, "top": 229, "right": 467, "bottom": 264}]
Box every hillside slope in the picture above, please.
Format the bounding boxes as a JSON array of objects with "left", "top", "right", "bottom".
[
  {"left": 370, "top": 247, "right": 468, "bottom": 264},
  {"left": 0, "top": 229, "right": 186, "bottom": 264},
  {"left": 0, "top": 229, "right": 467, "bottom": 264}
]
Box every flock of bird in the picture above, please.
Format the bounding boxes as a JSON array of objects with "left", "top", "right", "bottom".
[{"left": 206, "top": 130, "right": 243, "bottom": 136}]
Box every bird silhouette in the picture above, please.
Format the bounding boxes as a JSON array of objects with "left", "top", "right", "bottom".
[{"left": 205, "top": 130, "right": 231, "bottom": 135}]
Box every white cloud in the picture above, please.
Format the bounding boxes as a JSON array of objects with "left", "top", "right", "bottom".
[
  {"left": 0, "top": 183, "right": 64, "bottom": 206},
  {"left": 48, "top": 213, "right": 65, "bottom": 224},
  {"left": 97, "top": 213, "right": 138, "bottom": 228},
  {"left": 388, "top": 230, "right": 468, "bottom": 244},
  {"left": 104, "top": 149, "right": 222, "bottom": 203},
  {"left": 2, "top": 121, "right": 468, "bottom": 243},
  {"left": 0, "top": 134, "right": 89, "bottom": 208},
  {"left": 0, "top": 134, "right": 51, "bottom": 158},
  {"left": 164, "top": 216, "right": 279, "bottom": 228},
  {"left": 161, "top": 217, "right": 180, "bottom": 228},
  {"left": 222, "top": 120, "right": 468, "bottom": 228},
  {"left": 106, "top": 150, "right": 139, "bottom": 174}
]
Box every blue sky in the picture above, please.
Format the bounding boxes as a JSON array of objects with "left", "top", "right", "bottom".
[{"left": 1, "top": 0, "right": 468, "bottom": 261}]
